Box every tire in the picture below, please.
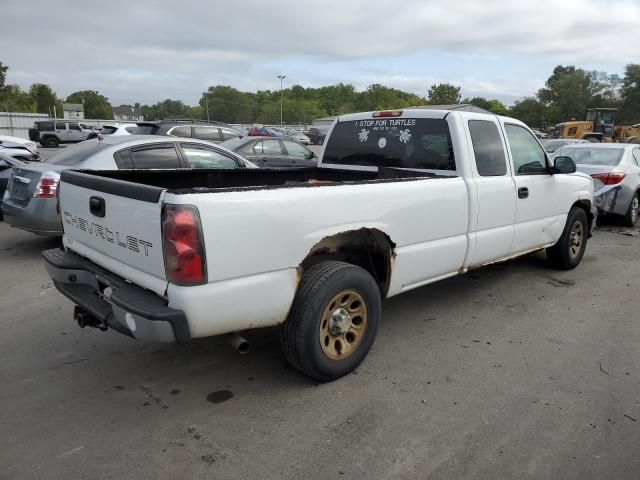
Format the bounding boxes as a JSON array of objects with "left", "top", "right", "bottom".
[
  {"left": 42, "top": 136, "right": 59, "bottom": 148},
  {"left": 623, "top": 194, "right": 639, "bottom": 227},
  {"left": 586, "top": 137, "right": 600, "bottom": 143},
  {"left": 546, "top": 207, "right": 588, "bottom": 270},
  {"left": 280, "top": 261, "right": 381, "bottom": 382}
]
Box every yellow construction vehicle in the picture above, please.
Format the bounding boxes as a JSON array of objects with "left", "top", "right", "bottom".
[
  {"left": 554, "top": 108, "right": 640, "bottom": 143},
  {"left": 616, "top": 124, "right": 640, "bottom": 143},
  {"left": 553, "top": 108, "right": 617, "bottom": 142}
]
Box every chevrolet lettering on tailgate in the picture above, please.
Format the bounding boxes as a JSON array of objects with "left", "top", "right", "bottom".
[{"left": 63, "top": 211, "right": 153, "bottom": 255}]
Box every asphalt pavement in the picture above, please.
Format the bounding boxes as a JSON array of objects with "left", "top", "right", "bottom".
[{"left": 1, "top": 217, "right": 639, "bottom": 479}]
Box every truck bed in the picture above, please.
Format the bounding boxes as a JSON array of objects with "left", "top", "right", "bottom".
[{"left": 61, "top": 166, "right": 448, "bottom": 195}]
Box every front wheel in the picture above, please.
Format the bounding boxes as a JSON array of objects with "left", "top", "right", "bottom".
[
  {"left": 546, "top": 207, "right": 588, "bottom": 270},
  {"left": 280, "top": 261, "right": 381, "bottom": 382},
  {"left": 42, "top": 136, "right": 59, "bottom": 148},
  {"left": 623, "top": 194, "right": 639, "bottom": 227}
]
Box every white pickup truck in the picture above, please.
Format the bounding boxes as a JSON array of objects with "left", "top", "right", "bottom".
[{"left": 43, "top": 108, "right": 596, "bottom": 381}]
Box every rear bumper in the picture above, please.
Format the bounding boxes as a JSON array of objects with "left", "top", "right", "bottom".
[
  {"left": 1, "top": 197, "right": 62, "bottom": 235},
  {"left": 593, "top": 185, "right": 632, "bottom": 216},
  {"left": 42, "top": 248, "right": 190, "bottom": 343}
]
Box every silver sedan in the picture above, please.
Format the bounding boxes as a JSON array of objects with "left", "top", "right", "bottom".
[
  {"left": 554, "top": 143, "right": 640, "bottom": 226},
  {"left": 1, "top": 135, "right": 256, "bottom": 236}
]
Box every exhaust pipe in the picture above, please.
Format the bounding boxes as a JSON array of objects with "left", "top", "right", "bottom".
[{"left": 227, "top": 332, "right": 250, "bottom": 354}]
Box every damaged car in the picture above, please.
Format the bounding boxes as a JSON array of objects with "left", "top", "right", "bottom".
[{"left": 555, "top": 143, "right": 640, "bottom": 226}]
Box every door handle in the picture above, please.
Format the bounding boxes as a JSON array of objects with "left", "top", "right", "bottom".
[{"left": 518, "top": 187, "right": 529, "bottom": 199}]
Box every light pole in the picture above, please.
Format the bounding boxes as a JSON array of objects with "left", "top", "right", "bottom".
[
  {"left": 277, "top": 74, "right": 286, "bottom": 125},
  {"left": 205, "top": 95, "right": 210, "bottom": 122}
]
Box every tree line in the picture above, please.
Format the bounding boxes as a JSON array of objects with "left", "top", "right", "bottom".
[{"left": 1, "top": 60, "right": 639, "bottom": 128}]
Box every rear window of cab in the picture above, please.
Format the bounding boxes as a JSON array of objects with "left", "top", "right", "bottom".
[{"left": 322, "top": 117, "right": 455, "bottom": 172}]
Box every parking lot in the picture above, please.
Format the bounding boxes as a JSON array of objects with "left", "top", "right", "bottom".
[{"left": 1, "top": 215, "right": 639, "bottom": 479}]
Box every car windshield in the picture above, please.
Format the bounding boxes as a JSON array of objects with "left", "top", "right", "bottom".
[
  {"left": 219, "top": 137, "right": 251, "bottom": 151},
  {"left": 131, "top": 125, "right": 159, "bottom": 135},
  {"left": 43, "top": 141, "right": 107, "bottom": 166},
  {"left": 557, "top": 147, "right": 624, "bottom": 166},
  {"left": 101, "top": 126, "right": 118, "bottom": 135},
  {"left": 323, "top": 117, "right": 455, "bottom": 172}
]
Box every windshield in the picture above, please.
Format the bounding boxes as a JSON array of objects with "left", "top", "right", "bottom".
[
  {"left": 220, "top": 137, "right": 251, "bottom": 151},
  {"left": 131, "top": 125, "right": 159, "bottom": 135},
  {"left": 43, "top": 141, "right": 106, "bottom": 166},
  {"left": 557, "top": 147, "right": 624, "bottom": 166},
  {"left": 323, "top": 117, "right": 455, "bottom": 172},
  {"left": 101, "top": 126, "right": 117, "bottom": 135}
]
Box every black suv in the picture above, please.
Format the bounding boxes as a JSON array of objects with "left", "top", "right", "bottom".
[{"left": 132, "top": 119, "right": 245, "bottom": 143}]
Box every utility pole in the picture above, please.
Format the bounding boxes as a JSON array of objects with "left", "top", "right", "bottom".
[
  {"left": 277, "top": 74, "right": 286, "bottom": 125},
  {"left": 205, "top": 94, "right": 210, "bottom": 122}
]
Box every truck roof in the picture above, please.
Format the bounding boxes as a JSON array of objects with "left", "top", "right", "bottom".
[{"left": 336, "top": 105, "right": 493, "bottom": 122}]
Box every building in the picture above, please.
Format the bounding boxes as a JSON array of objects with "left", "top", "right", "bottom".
[
  {"left": 63, "top": 103, "right": 84, "bottom": 120},
  {"left": 112, "top": 105, "right": 144, "bottom": 122}
]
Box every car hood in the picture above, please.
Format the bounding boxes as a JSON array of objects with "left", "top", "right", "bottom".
[{"left": 0, "top": 136, "right": 38, "bottom": 154}]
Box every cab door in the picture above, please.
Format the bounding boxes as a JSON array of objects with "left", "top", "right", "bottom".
[
  {"left": 464, "top": 115, "right": 517, "bottom": 267},
  {"left": 500, "top": 121, "right": 568, "bottom": 254},
  {"left": 67, "top": 122, "right": 85, "bottom": 141},
  {"left": 55, "top": 121, "right": 69, "bottom": 143}
]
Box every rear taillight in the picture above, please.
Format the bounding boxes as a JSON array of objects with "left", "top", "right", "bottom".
[
  {"left": 34, "top": 171, "right": 60, "bottom": 198},
  {"left": 591, "top": 172, "right": 626, "bottom": 185},
  {"left": 373, "top": 110, "right": 403, "bottom": 118},
  {"left": 162, "top": 204, "right": 206, "bottom": 286}
]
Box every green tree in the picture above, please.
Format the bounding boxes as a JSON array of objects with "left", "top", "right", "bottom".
[
  {"left": 0, "top": 62, "right": 36, "bottom": 112},
  {"left": 66, "top": 90, "right": 112, "bottom": 119},
  {"left": 141, "top": 99, "right": 190, "bottom": 120},
  {"left": 537, "top": 66, "right": 609, "bottom": 123},
  {"left": 0, "top": 62, "right": 7, "bottom": 92},
  {"left": 462, "top": 97, "right": 510, "bottom": 115},
  {"left": 427, "top": 83, "right": 461, "bottom": 105},
  {"left": 0, "top": 84, "right": 36, "bottom": 112},
  {"left": 510, "top": 97, "right": 554, "bottom": 128},
  {"left": 29, "top": 83, "right": 59, "bottom": 114},
  {"left": 199, "top": 85, "right": 256, "bottom": 123},
  {"left": 620, "top": 64, "right": 640, "bottom": 124}
]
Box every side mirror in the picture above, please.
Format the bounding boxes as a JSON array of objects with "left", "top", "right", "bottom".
[
  {"left": 551, "top": 156, "right": 576, "bottom": 174},
  {"left": 0, "top": 159, "right": 9, "bottom": 170}
]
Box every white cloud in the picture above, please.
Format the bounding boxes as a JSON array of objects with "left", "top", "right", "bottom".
[{"left": 1, "top": 0, "right": 637, "bottom": 105}]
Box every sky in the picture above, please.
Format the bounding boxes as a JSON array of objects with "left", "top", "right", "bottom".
[{"left": 2, "top": 0, "right": 639, "bottom": 107}]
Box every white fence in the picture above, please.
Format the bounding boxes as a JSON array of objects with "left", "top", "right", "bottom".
[{"left": 0, "top": 112, "right": 116, "bottom": 140}]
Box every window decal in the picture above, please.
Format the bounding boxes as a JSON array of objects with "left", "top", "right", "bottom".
[
  {"left": 399, "top": 129, "right": 411, "bottom": 144},
  {"left": 358, "top": 129, "right": 369, "bottom": 143}
]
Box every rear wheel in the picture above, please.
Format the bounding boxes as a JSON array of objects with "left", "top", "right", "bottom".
[
  {"left": 280, "top": 261, "right": 381, "bottom": 382},
  {"left": 623, "top": 194, "right": 639, "bottom": 227},
  {"left": 547, "top": 207, "right": 588, "bottom": 270},
  {"left": 42, "top": 136, "right": 59, "bottom": 148}
]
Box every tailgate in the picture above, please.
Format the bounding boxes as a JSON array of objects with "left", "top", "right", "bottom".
[{"left": 59, "top": 171, "right": 168, "bottom": 296}]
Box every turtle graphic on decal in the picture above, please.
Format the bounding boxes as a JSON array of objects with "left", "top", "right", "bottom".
[{"left": 399, "top": 129, "right": 411, "bottom": 144}]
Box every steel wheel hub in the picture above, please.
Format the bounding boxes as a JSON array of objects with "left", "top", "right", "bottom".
[
  {"left": 319, "top": 289, "right": 368, "bottom": 360},
  {"left": 329, "top": 307, "right": 352, "bottom": 335},
  {"left": 569, "top": 221, "right": 583, "bottom": 258}
]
